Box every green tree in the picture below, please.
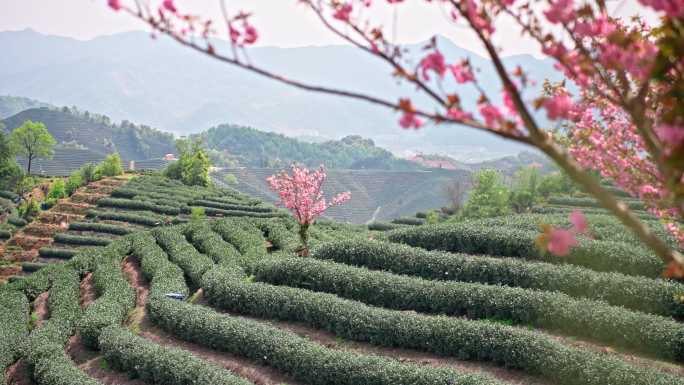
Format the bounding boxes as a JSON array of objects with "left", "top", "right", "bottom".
[
  {"left": 0, "top": 127, "right": 22, "bottom": 190},
  {"left": 461, "top": 169, "right": 510, "bottom": 219},
  {"left": 96, "top": 153, "right": 124, "bottom": 177},
  {"left": 509, "top": 166, "right": 542, "bottom": 213},
  {"left": 165, "top": 138, "right": 211, "bottom": 187},
  {"left": 9, "top": 120, "right": 56, "bottom": 175}
]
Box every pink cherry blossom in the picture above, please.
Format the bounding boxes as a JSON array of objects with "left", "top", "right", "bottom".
[
  {"left": 543, "top": 94, "right": 575, "bottom": 121},
  {"left": 450, "top": 63, "right": 474, "bottom": 83},
  {"left": 544, "top": 0, "right": 575, "bottom": 24},
  {"left": 267, "top": 165, "right": 351, "bottom": 226},
  {"left": 399, "top": 111, "right": 423, "bottom": 129},
  {"left": 162, "top": 0, "right": 177, "bottom": 13},
  {"left": 569, "top": 210, "right": 588, "bottom": 234},
  {"left": 333, "top": 3, "right": 353, "bottom": 22},
  {"left": 108, "top": 0, "right": 121, "bottom": 11},
  {"left": 479, "top": 103, "right": 503, "bottom": 127},
  {"left": 547, "top": 228, "right": 578, "bottom": 256},
  {"left": 638, "top": 0, "right": 684, "bottom": 17},
  {"left": 447, "top": 107, "right": 473, "bottom": 121},
  {"left": 419, "top": 51, "right": 447, "bottom": 81},
  {"left": 655, "top": 124, "right": 684, "bottom": 146}
]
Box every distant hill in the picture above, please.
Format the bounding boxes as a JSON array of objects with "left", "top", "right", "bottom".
[
  {"left": 409, "top": 151, "right": 554, "bottom": 176},
  {"left": 198, "top": 124, "right": 422, "bottom": 170},
  {"left": 0, "top": 95, "right": 51, "bottom": 119},
  {"left": 2, "top": 107, "right": 176, "bottom": 161},
  {"left": 0, "top": 29, "right": 562, "bottom": 161},
  {"left": 212, "top": 168, "right": 469, "bottom": 224}
]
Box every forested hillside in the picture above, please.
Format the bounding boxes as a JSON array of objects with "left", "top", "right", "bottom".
[
  {"left": 199, "top": 124, "right": 423, "bottom": 170},
  {"left": 0, "top": 95, "right": 51, "bottom": 119},
  {"left": 2, "top": 107, "right": 175, "bottom": 161}
]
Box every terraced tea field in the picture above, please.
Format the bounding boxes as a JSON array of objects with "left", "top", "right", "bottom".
[{"left": 2, "top": 174, "right": 684, "bottom": 385}]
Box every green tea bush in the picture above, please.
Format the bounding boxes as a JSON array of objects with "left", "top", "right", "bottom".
[
  {"left": 68, "top": 222, "right": 134, "bottom": 236},
  {"left": 367, "top": 221, "right": 405, "bottom": 231},
  {"left": 149, "top": 290, "right": 500, "bottom": 385},
  {"left": 313, "top": 239, "right": 684, "bottom": 317},
  {"left": 0, "top": 288, "right": 28, "bottom": 377},
  {"left": 65, "top": 170, "right": 84, "bottom": 196},
  {"left": 183, "top": 222, "right": 242, "bottom": 265},
  {"left": 391, "top": 217, "right": 425, "bottom": 226},
  {"left": 548, "top": 196, "right": 646, "bottom": 211},
  {"left": 86, "top": 209, "right": 166, "bottom": 227},
  {"left": 0, "top": 190, "right": 20, "bottom": 202},
  {"left": 130, "top": 233, "right": 189, "bottom": 299},
  {"left": 38, "top": 247, "right": 78, "bottom": 260},
  {"left": 211, "top": 219, "right": 267, "bottom": 264},
  {"left": 387, "top": 222, "right": 664, "bottom": 278},
  {"left": 200, "top": 206, "right": 282, "bottom": 218},
  {"left": 97, "top": 197, "right": 181, "bottom": 215},
  {"left": 77, "top": 242, "right": 136, "bottom": 348},
  {"left": 204, "top": 267, "right": 684, "bottom": 385},
  {"left": 53, "top": 233, "right": 112, "bottom": 247},
  {"left": 252, "top": 257, "right": 684, "bottom": 361},
  {"left": 190, "top": 199, "right": 274, "bottom": 213},
  {"left": 0, "top": 229, "right": 10, "bottom": 239},
  {"left": 152, "top": 226, "right": 214, "bottom": 287},
  {"left": 46, "top": 179, "right": 67, "bottom": 201},
  {"left": 99, "top": 326, "right": 251, "bottom": 385},
  {"left": 7, "top": 216, "right": 27, "bottom": 227}
]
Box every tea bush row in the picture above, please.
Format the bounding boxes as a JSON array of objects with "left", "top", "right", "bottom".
[
  {"left": 313, "top": 239, "right": 684, "bottom": 317},
  {"left": 97, "top": 197, "right": 181, "bottom": 216},
  {"left": 149, "top": 287, "right": 500, "bottom": 385},
  {"left": 548, "top": 196, "right": 646, "bottom": 211},
  {"left": 205, "top": 266, "right": 684, "bottom": 385},
  {"left": 68, "top": 222, "right": 134, "bottom": 236},
  {"left": 0, "top": 288, "right": 28, "bottom": 381},
  {"left": 130, "top": 232, "right": 189, "bottom": 299},
  {"left": 183, "top": 222, "right": 242, "bottom": 265},
  {"left": 387, "top": 222, "right": 664, "bottom": 278},
  {"left": 190, "top": 199, "right": 274, "bottom": 213},
  {"left": 86, "top": 209, "right": 169, "bottom": 227},
  {"left": 77, "top": 241, "right": 136, "bottom": 348},
  {"left": 211, "top": 219, "right": 267, "bottom": 265},
  {"left": 54, "top": 233, "right": 112, "bottom": 247},
  {"left": 152, "top": 226, "right": 214, "bottom": 288},
  {"left": 253, "top": 257, "right": 684, "bottom": 361},
  {"left": 99, "top": 326, "right": 251, "bottom": 385}
]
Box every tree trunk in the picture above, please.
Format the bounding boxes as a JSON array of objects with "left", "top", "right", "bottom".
[
  {"left": 26, "top": 154, "right": 32, "bottom": 175},
  {"left": 298, "top": 223, "right": 310, "bottom": 257}
]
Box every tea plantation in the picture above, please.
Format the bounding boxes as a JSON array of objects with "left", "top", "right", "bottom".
[{"left": 2, "top": 173, "right": 684, "bottom": 385}]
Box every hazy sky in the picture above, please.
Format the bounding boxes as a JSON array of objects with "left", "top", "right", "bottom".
[{"left": 0, "top": 0, "right": 656, "bottom": 57}]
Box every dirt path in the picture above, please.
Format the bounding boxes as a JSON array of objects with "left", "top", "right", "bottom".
[
  {"left": 121, "top": 256, "right": 302, "bottom": 385},
  {"left": 4, "top": 360, "right": 35, "bottom": 385},
  {"left": 80, "top": 272, "right": 97, "bottom": 309},
  {"left": 32, "top": 291, "right": 50, "bottom": 328}
]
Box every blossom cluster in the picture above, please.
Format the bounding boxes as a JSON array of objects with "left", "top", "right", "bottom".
[{"left": 267, "top": 165, "right": 351, "bottom": 225}]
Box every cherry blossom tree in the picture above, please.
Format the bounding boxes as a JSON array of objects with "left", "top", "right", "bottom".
[
  {"left": 108, "top": 0, "right": 684, "bottom": 274},
  {"left": 267, "top": 165, "right": 351, "bottom": 254}
]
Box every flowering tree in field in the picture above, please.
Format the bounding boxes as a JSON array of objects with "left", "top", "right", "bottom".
[
  {"left": 267, "top": 165, "right": 351, "bottom": 254},
  {"left": 108, "top": 0, "right": 684, "bottom": 274}
]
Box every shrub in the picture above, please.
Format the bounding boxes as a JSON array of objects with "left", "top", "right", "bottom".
[
  {"left": 38, "top": 247, "right": 78, "bottom": 260},
  {"left": 53, "top": 233, "right": 112, "bottom": 247},
  {"left": 190, "top": 199, "right": 274, "bottom": 213},
  {"left": 68, "top": 222, "right": 134, "bottom": 236},
  {"left": 130, "top": 232, "right": 189, "bottom": 299},
  {"left": 17, "top": 198, "right": 40, "bottom": 221},
  {"left": 312, "top": 239, "right": 684, "bottom": 317},
  {"left": 7, "top": 215, "right": 27, "bottom": 227},
  {"left": 211, "top": 219, "right": 267, "bottom": 264},
  {"left": 548, "top": 196, "right": 646, "bottom": 211},
  {"left": 65, "top": 170, "right": 84, "bottom": 196},
  {"left": 96, "top": 153, "right": 124, "bottom": 177},
  {"left": 47, "top": 179, "right": 67, "bottom": 201},
  {"left": 461, "top": 169, "right": 510, "bottom": 219},
  {"left": 391, "top": 217, "right": 425, "bottom": 226},
  {"left": 0, "top": 229, "right": 11, "bottom": 239},
  {"left": 252, "top": 257, "right": 684, "bottom": 362},
  {"left": 152, "top": 226, "right": 214, "bottom": 288},
  {"left": 79, "top": 163, "right": 99, "bottom": 183},
  {"left": 149, "top": 291, "right": 499, "bottom": 385},
  {"left": 77, "top": 242, "right": 136, "bottom": 348},
  {"left": 204, "top": 267, "right": 682, "bottom": 385},
  {"left": 183, "top": 222, "right": 242, "bottom": 265},
  {"left": 0, "top": 288, "right": 29, "bottom": 375},
  {"left": 86, "top": 209, "right": 167, "bottom": 227},
  {"left": 190, "top": 206, "right": 205, "bottom": 222},
  {"left": 367, "top": 221, "right": 405, "bottom": 231},
  {"left": 97, "top": 197, "right": 181, "bottom": 216},
  {"left": 99, "top": 326, "right": 251, "bottom": 385},
  {"left": 0, "top": 190, "right": 21, "bottom": 202},
  {"left": 387, "top": 221, "right": 664, "bottom": 278}
]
